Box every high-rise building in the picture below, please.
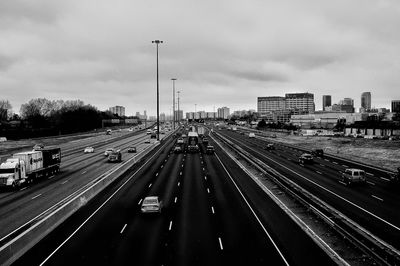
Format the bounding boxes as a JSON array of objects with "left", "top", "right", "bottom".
[
  {"left": 338, "top": 98, "right": 354, "bottom": 113},
  {"left": 174, "top": 110, "right": 183, "bottom": 121},
  {"left": 322, "top": 95, "right": 331, "bottom": 111},
  {"left": 392, "top": 100, "right": 400, "bottom": 113},
  {"left": 109, "top": 106, "right": 125, "bottom": 117},
  {"left": 257, "top": 97, "right": 286, "bottom": 116},
  {"left": 217, "top": 107, "right": 230, "bottom": 119},
  {"left": 285, "top": 93, "right": 315, "bottom": 113},
  {"left": 361, "top": 92, "right": 371, "bottom": 110}
]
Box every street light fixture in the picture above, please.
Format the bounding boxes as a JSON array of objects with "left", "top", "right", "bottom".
[
  {"left": 152, "top": 40, "right": 163, "bottom": 141},
  {"left": 171, "top": 78, "right": 177, "bottom": 130}
]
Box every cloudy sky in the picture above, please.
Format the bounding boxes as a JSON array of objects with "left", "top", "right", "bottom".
[{"left": 1, "top": 0, "right": 399, "bottom": 116}]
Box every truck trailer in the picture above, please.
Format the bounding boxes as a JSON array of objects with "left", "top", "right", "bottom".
[{"left": 0, "top": 147, "right": 61, "bottom": 189}]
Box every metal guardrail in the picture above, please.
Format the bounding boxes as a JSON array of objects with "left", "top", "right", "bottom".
[{"left": 212, "top": 130, "right": 400, "bottom": 266}]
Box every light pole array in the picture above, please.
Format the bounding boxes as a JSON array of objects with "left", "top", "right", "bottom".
[
  {"left": 152, "top": 40, "right": 163, "bottom": 141},
  {"left": 171, "top": 78, "right": 177, "bottom": 130}
]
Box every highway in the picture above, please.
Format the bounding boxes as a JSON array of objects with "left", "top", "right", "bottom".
[
  {"left": 216, "top": 128, "right": 400, "bottom": 251},
  {"left": 13, "top": 129, "right": 335, "bottom": 266},
  {"left": 0, "top": 128, "right": 159, "bottom": 245}
]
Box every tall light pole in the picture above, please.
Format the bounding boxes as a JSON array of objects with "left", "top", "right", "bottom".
[
  {"left": 171, "top": 78, "right": 177, "bottom": 130},
  {"left": 177, "top": 90, "right": 181, "bottom": 124},
  {"left": 152, "top": 40, "right": 163, "bottom": 141}
]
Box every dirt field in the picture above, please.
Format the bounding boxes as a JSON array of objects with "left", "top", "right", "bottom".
[{"left": 273, "top": 133, "right": 400, "bottom": 172}]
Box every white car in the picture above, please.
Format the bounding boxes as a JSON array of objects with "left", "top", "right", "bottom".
[
  {"left": 141, "top": 196, "right": 162, "bottom": 213},
  {"left": 104, "top": 148, "right": 116, "bottom": 156},
  {"left": 249, "top": 133, "right": 255, "bottom": 138},
  {"left": 84, "top": 147, "right": 94, "bottom": 153}
]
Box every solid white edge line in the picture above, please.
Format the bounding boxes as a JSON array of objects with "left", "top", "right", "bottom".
[
  {"left": 120, "top": 224, "right": 127, "bottom": 234},
  {"left": 380, "top": 177, "right": 391, "bottom": 182},
  {"left": 211, "top": 206, "right": 215, "bottom": 214},
  {"left": 61, "top": 180, "right": 68, "bottom": 185},
  {"left": 138, "top": 199, "right": 142, "bottom": 205},
  {"left": 214, "top": 153, "right": 290, "bottom": 266},
  {"left": 207, "top": 188, "right": 210, "bottom": 194},
  {"left": 366, "top": 181, "right": 375, "bottom": 186},
  {"left": 169, "top": 221, "right": 173, "bottom": 231},
  {"left": 174, "top": 197, "right": 177, "bottom": 203},
  {"left": 81, "top": 171, "right": 87, "bottom": 174}
]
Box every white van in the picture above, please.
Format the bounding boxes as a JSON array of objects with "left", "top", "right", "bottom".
[{"left": 249, "top": 133, "right": 255, "bottom": 138}]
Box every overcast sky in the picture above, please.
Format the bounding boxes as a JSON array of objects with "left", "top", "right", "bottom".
[{"left": 1, "top": 0, "right": 399, "bottom": 116}]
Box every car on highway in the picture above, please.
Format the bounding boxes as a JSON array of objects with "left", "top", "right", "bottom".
[
  {"left": 311, "top": 149, "right": 324, "bottom": 157},
  {"left": 144, "top": 139, "right": 151, "bottom": 144},
  {"left": 147, "top": 129, "right": 152, "bottom": 135},
  {"left": 106, "top": 129, "right": 112, "bottom": 135},
  {"left": 264, "top": 144, "right": 275, "bottom": 150},
  {"left": 173, "top": 146, "right": 182, "bottom": 154},
  {"left": 33, "top": 143, "right": 45, "bottom": 150},
  {"left": 104, "top": 148, "right": 116, "bottom": 156},
  {"left": 177, "top": 137, "right": 184, "bottom": 144},
  {"left": 141, "top": 196, "right": 162, "bottom": 213},
  {"left": 127, "top": 146, "right": 137, "bottom": 153},
  {"left": 205, "top": 145, "right": 215, "bottom": 154},
  {"left": 84, "top": 147, "right": 94, "bottom": 153},
  {"left": 202, "top": 137, "right": 209, "bottom": 145},
  {"left": 341, "top": 168, "right": 366, "bottom": 185},
  {"left": 150, "top": 132, "right": 157, "bottom": 139},
  {"left": 299, "top": 153, "right": 314, "bottom": 164},
  {"left": 249, "top": 133, "right": 255, "bottom": 138},
  {"left": 108, "top": 150, "right": 122, "bottom": 162}
]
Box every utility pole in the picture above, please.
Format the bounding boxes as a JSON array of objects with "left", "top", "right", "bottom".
[
  {"left": 152, "top": 40, "right": 163, "bottom": 141},
  {"left": 177, "top": 91, "right": 181, "bottom": 124},
  {"left": 171, "top": 78, "right": 177, "bottom": 130}
]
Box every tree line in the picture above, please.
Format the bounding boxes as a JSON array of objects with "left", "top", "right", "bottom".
[{"left": 0, "top": 98, "right": 135, "bottom": 139}]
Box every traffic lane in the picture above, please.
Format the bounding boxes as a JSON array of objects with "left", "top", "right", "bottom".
[
  {"left": 224, "top": 131, "right": 400, "bottom": 220},
  {"left": 166, "top": 152, "right": 221, "bottom": 266},
  {"left": 226, "top": 135, "right": 400, "bottom": 249},
  {"left": 208, "top": 137, "right": 337, "bottom": 266},
  {"left": 110, "top": 149, "right": 184, "bottom": 265},
  {"left": 227, "top": 131, "right": 400, "bottom": 204},
  {"left": 13, "top": 137, "right": 175, "bottom": 266},
  {"left": 202, "top": 150, "right": 289, "bottom": 265},
  {"left": 0, "top": 135, "right": 158, "bottom": 238}
]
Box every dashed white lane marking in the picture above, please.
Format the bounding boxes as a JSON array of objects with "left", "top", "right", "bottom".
[
  {"left": 333, "top": 162, "right": 338, "bottom": 165},
  {"left": 174, "top": 197, "right": 177, "bottom": 203},
  {"left": 169, "top": 221, "right": 173, "bottom": 231},
  {"left": 148, "top": 183, "right": 152, "bottom": 188},
  {"left": 287, "top": 158, "right": 291, "bottom": 161},
  {"left": 367, "top": 172, "right": 374, "bottom": 176},
  {"left": 180, "top": 172, "right": 182, "bottom": 175},
  {"left": 207, "top": 188, "right": 210, "bottom": 194},
  {"left": 367, "top": 181, "right": 375, "bottom": 186},
  {"left": 138, "top": 199, "right": 143, "bottom": 205},
  {"left": 156, "top": 173, "right": 159, "bottom": 176},
  {"left": 324, "top": 159, "right": 329, "bottom": 162},
  {"left": 338, "top": 181, "right": 347, "bottom": 186},
  {"left": 203, "top": 168, "right": 205, "bottom": 171},
  {"left": 316, "top": 171, "right": 322, "bottom": 175},
  {"left": 161, "top": 165, "right": 163, "bottom": 168},
  {"left": 31, "top": 194, "right": 42, "bottom": 200},
  {"left": 204, "top": 176, "right": 207, "bottom": 181},
  {"left": 20, "top": 187, "right": 27, "bottom": 191},
  {"left": 178, "top": 182, "right": 180, "bottom": 187},
  {"left": 211, "top": 206, "right": 215, "bottom": 214},
  {"left": 218, "top": 237, "right": 223, "bottom": 250},
  {"left": 320, "top": 164, "right": 325, "bottom": 167},
  {"left": 371, "top": 195, "right": 384, "bottom": 202},
  {"left": 342, "top": 165, "right": 349, "bottom": 168},
  {"left": 380, "top": 177, "right": 391, "bottom": 182},
  {"left": 81, "top": 170, "right": 87, "bottom": 174},
  {"left": 120, "top": 224, "right": 127, "bottom": 234},
  {"left": 61, "top": 180, "right": 69, "bottom": 185},
  {"left": 182, "top": 164, "right": 184, "bottom": 167}
]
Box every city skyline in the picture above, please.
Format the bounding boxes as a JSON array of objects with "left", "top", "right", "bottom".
[{"left": 1, "top": 1, "right": 400, "bottom": 116}]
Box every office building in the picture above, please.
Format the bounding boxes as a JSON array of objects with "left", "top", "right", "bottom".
[
  {"left": 257, "top": 97, "right": 286, "bottom": 116},
  {"left": 361, "top": 92, "right": 371, "bottom": 110},
  {"left": 217, "top": 107, "right": 230, "bottom": 119},
  {"left": 392, "top": 100, "right": 400, "bottom": 113},
  {"left": 109, "top": 106, "right": 125, "bottom": 117},
  {"left": 285, "top": 93, "right": 315, "bottom": 113},
  {"left": 174, "top": 110, "right": 183, "bottom": 121},
  {"left": 322, "top": 95, "right": 331, "bottom": 111}
]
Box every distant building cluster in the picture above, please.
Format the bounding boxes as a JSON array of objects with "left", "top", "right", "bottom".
[
  {"left": 256, "top": 91, "right": 400, "bottom": 129},
  {"left": 185, "top": 106, "right": 230, "bottom": 120},
  {"left": 135, "top": 111, "right": 147, "bottom": 120},
  {"left": 109, "top": 105, "right": 125, "bottom": 117}
]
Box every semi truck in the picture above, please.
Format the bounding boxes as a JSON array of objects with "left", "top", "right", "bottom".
[
  {"left": 197, "top": 126, "right": 205, "bottom": 137},
  {"left": 0, "top": 147, "right": 61, "bottom": 189}
]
